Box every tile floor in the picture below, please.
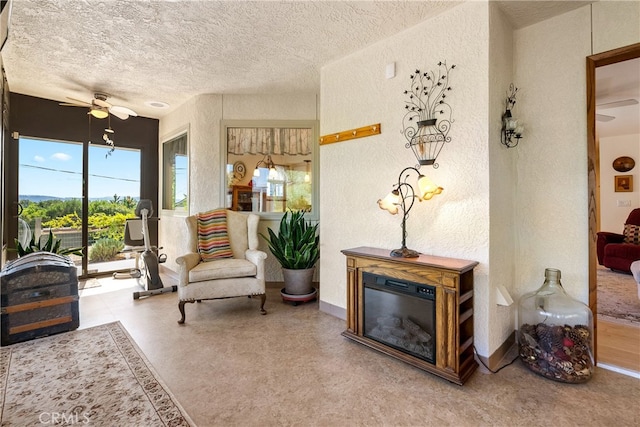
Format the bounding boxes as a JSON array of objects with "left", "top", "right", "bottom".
[{"left": 78, "top": 274, "right": 640, "bottom": 427}]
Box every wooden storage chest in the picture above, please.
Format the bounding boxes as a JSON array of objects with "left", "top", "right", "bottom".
[{"left": 1, "top": 252, "right": 79, "bottom": 346}]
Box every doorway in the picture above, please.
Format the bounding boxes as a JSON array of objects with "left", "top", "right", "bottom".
[
  {"left": 587, "top": 42, "right": 640, "bottom": 373},
  {"left": 17, "top": 136, "right": 141, "bottom": 278}
]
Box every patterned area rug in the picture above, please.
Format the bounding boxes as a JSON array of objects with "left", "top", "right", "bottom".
[
  {"left": 597, "top": 266, "right": 640, "bottom": 324},
  {"left": 0, "top": 322, "right": 193, "bottom": 426}
]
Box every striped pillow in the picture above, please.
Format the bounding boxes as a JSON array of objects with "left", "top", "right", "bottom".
[{"left": 197, "top": 208, "right": 234, "bottom": 261}]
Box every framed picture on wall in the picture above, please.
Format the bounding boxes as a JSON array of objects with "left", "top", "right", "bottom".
[{"left": 615, "top": 175, "right": 633, "bottom": 192}]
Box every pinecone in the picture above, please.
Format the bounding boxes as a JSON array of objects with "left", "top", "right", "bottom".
[
  {"left": 566, "top": 325, "right": 590, "bottom": 346},
  {"left": 536, "top": 324, "right": 563, "bottom": 352},
  {"left": 520, "top": 323, "right": 537, "bottom": 339}
]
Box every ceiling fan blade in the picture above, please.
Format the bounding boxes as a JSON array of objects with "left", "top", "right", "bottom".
[
  {"left": 110, "top": 105, "right": 138, "bottom": 118},
  {"left": 94, "top": 98, "right": 112, "bottom": 108},
  {"left": 109, "top": 109, "right": 130, "bottom": 120},
  {"left": 59, "top": 102, "right": 87, "bottom": 107},
  {"left": 596, "top": 99, "right": 639, "bottom": 110},
  {"left": 65, "top": 97, "right": 91, "bottom": 106},
  {"left": 596, "top": 113, "right": 615, "bottom": 122}
]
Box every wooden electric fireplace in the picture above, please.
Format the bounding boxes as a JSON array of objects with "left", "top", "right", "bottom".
[{"left": 341, "top": 247, "right": 478, "bottom": 385}]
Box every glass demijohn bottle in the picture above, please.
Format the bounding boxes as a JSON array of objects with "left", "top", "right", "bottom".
[{"left": 517, "top": 268, "right": 594, "bottom": 383}]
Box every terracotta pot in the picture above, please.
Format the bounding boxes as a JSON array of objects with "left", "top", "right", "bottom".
[{"left": 282, "top": 267, "right": 315, "bottom": 295}]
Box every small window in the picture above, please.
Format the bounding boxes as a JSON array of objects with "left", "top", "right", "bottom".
[
  {"left": 162, "top": 131, "right": 188, "bottom": 212},
  {"left": 222, "top": 120, "right": 318, "bottom": 220}
]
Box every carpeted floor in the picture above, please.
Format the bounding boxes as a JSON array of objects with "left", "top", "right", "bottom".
[
  {"left": 597, "top": 265, "right": 640, "bottom": 324},
  {"left": 0, "top": 321, "right": 193, "bottom": 426}
]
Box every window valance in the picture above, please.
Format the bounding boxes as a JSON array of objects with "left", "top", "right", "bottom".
[{"left": 227, "top": 127, "right": 312, "bottom": 156}]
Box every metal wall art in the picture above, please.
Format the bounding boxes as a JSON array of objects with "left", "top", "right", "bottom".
[{"left": 401, "top": 61, "right": 455, "bottom": 168}]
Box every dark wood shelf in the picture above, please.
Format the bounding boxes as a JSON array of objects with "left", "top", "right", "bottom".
[{"left": 231, "top": 185, "right": 253, "bottom": 211}]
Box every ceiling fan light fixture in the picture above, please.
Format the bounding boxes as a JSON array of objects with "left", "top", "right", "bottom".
[{"left": 90, "top": 106, "right": 109, "bottom": 119}]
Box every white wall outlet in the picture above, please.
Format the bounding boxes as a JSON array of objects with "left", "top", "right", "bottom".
[{"left": 617, "top": 200, "right": 632, "bottom": 207}]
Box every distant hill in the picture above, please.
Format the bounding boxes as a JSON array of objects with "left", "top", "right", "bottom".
[
  {"left": 19, "top": 195, "right": 138, "bottom": 203},
  {"left": 19, "top": 195, "right": 71, "bottom": 203}
]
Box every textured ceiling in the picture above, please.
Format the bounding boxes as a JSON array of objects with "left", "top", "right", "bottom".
[
  {"left": 2, "top": 0, "right": 462, "bottom": 118},
  {"left": 495, "top": 0, "right": 592, "bottom": 28},
  {"left": 2, "top": 0, "right": 629, "bottom": 127}
]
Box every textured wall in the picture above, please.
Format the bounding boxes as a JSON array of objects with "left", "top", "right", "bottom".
[
  {"left": 513, "top": 7, "right": 593, "bottom": 303},
  {"left": 592, "top": 1, "right": 640, "bottom": 54},
  {"left": 513, "top": 3, "right": 640, "bottom": 307},
  {"left": 158, "top": 94, "right": 223, "bottom": 273},
  {"left": 158, "top": 93, "right": 318, "bottom": 278},
  {"left": 222, "top": 93, "right": 319, "bottom": 281},
  {"left": 599, "top": 134, "right": 640, "bottom": 232},
  {"left": 320, "top": 1, "right": 494, "bottom": 354},
  {"left": 488, "top": 3, "right": 517, "bottom": 353}
]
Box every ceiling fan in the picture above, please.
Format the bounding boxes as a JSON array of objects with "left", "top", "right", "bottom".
[
  {"left": 59, "top": 92, "right": 138, "bottom": 120},
  {"left": 596, "top": 98, "right": 638, "bottom": 122}
]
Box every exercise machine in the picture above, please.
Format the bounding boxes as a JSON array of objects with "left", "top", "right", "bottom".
[{"left": 113, "top": 199, "right": 176, "bottom": 299}]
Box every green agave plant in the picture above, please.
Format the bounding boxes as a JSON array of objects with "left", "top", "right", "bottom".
[
  {"left": 14, "top": 229, "right": 84, "bottom": 257},
  {"left": 260, "top": 210, "right": 319, "bottom": 270}
]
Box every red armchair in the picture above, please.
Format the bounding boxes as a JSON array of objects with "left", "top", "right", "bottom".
[{"left": 597, "top": 208, "right": 640, "bottom": 273}]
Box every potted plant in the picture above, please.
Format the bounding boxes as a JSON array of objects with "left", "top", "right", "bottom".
[
  {"left": 14, "top": 229, "right": 84, "bottom": 257},
  {"left": 261, "top": 210, "right": 319, "bottom": 295}
]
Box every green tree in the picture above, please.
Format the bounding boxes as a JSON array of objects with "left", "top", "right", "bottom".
[
  {"left": 122, "top": 196, "right": 137, "bottom": 209},
  {"left": 89, "top": 200, "right": 132, "bottom": 216}
]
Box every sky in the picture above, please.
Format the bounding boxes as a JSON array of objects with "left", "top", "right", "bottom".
[{"left": 19, "top": 137, "right": 141, "bottom": 199}]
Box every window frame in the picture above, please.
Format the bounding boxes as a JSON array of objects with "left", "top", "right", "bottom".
[
  {"left": 220, "top": 119, "right": 319, "bottom": 222},
  {"left": 161, "top": 126, "right": 189, "bottom": 216}
]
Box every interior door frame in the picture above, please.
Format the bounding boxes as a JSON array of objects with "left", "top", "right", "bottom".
[{"left": 587, "top": 42, "right": 640, "bottom": 354}]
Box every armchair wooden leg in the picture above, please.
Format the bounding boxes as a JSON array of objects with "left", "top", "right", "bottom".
[
  {"left": 178, "top": 300, "right": 196, "bottom": 324},
  {"left": 260, "top": 293, "right": 267, "bottom": 315}
]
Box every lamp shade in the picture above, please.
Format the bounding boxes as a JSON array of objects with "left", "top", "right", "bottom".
[
  {"left": 417, "top": 175, "right": 443, "bottom": 200},
  {"left": 268, "top": 166, "right": 278, "bottom": 180},
  {"left": 377, "top": 190, "right": 400, "bottom": 214}
]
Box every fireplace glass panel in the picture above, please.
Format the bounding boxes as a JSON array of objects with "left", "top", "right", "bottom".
[{"left": 363, "top": 272, "right": 436, "bottom": 364}]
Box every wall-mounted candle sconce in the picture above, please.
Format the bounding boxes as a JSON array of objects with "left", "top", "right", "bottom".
[
  {"left": 401, "top": 61, "right": 455, "bottom": 168},
  {"left": 501, "top": 84, "right": 524, "bottom": 148}
]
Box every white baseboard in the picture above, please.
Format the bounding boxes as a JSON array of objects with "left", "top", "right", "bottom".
[{"left": 597, "top": 363, "right": 640, "bottom": 379}]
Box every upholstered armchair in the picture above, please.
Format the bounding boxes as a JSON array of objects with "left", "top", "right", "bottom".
[
  {"left": 597, "top": 208, "right": 640, "bottom": 273},
  {"left": 176, "top": 208, "right": 267, "bottom": 324}
]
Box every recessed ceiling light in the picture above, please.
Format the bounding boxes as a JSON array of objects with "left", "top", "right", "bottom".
[{"left": 145, "top": 101, "right": 170, "bottom": 109}]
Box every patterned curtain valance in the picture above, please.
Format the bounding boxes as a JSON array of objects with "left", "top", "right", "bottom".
[{"left": 227, "top": 127, "right": 312, "bottom": 156}]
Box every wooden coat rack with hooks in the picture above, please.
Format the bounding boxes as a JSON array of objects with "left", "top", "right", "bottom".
[{"left": 319, "top": 123, "right": 381, "bottom": 145}]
